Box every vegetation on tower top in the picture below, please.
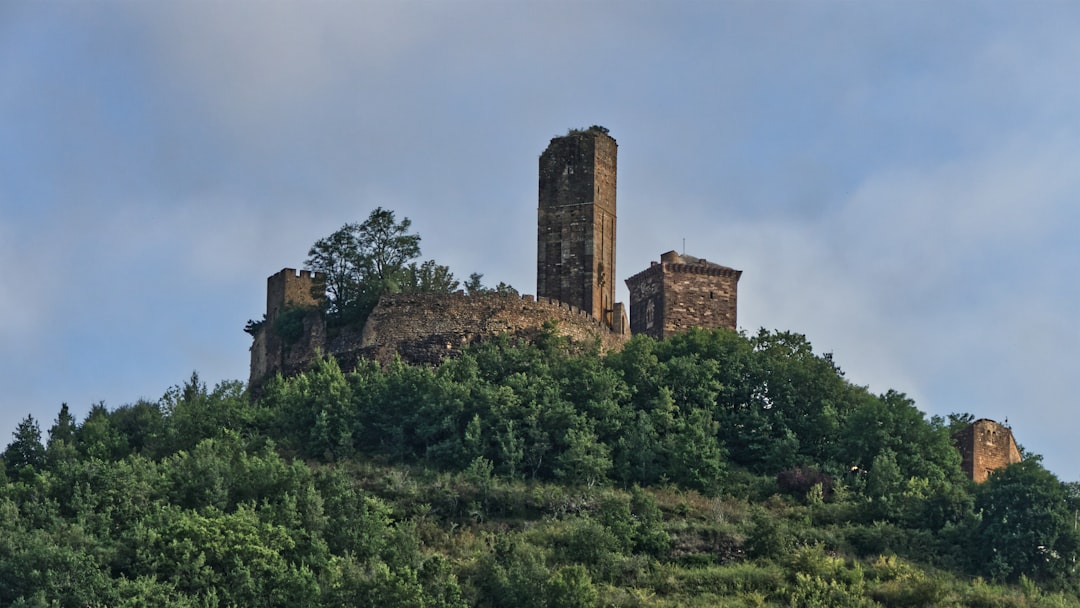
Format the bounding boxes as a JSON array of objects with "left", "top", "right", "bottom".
[{"left": 566, "top": 125, "right": 610, "bottom": 136}]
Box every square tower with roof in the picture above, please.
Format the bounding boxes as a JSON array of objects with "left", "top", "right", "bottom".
[{"left": 625, "top": 251, "right": 742, "bottom": 339}]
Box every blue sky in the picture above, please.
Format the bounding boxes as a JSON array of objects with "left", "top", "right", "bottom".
[{"left": 3, "top": 2, "right": 1079, "bottom": 480}]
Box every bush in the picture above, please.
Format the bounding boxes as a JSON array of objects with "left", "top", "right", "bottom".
[
  {"left": 777, "top": 468, "right": 834, "bottom": 502},
  {"left": 273, "top": 307, "right": 310, "bottom": 345},
  {"left": 745, "top": 512, "right": 791, "bottom": 560}
]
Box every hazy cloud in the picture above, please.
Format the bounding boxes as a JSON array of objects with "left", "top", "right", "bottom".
[{"left": 4, "top": 1, "right": 1080, "bottom": 479}]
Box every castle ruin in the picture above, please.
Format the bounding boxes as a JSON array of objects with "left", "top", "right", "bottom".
[
  {"left": 246, "top": 128, "right": 1025, "bottom": 482},
  {"left": 249, "top": 269, "right": 326, "bottom": 388},
  {"left": 249, "top": 127, "right": 743, "bottom": 385},
  {"left": 952, "top": 418, "right": 1023, "bottom": 483},
  {"left": 537, "top": 127, "right": 626, "bottom": 333}
]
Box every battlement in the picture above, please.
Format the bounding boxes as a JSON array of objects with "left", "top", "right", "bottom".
[
  {"left": 360, "top": 291, "right": 627, "bottom": 348},
  {"left": 249, "top": 285, "right": 631, "bottom": 386},
  {"left": 626, "top": 261, "right": 742, "bottom": 283},
  {"left": 250, "top": 129, "right": 747, "bottom": 384},
  {"left": 266, "top": 267, "right": 325, "bottom": 321},
  {"left": 366, "top": 290, "right": 619, "bottom": 331},
  {"left": 626, "top": 251, "right": 742, "bottom": 340}
]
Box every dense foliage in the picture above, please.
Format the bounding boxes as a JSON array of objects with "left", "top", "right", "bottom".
[
  {"left": 3, "top": 327, "right": 1078, "bottom": 606},
  {"left": 303, "top": 207, "right": 458, "bottom": 325}
]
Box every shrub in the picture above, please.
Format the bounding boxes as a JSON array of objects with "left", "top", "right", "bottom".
[
  {"left": 273, "top": 307, "right": 310, "bottom": 346},
  {"left": 745, "top": 512, "right": 791, "bottom": 560},
  {"left": 777, "top": 468, "right": 834, "bottom": 502}
]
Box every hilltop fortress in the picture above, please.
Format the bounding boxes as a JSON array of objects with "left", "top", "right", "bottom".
[
  {"left": 249, "top": 127, "right": 742, "bottom": 386},
  {"left": 247, "top": 126, "right": 1019, "bottom": 484}
]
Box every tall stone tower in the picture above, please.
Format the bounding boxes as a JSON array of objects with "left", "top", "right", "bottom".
[
  {"left": 537, "top": 127, "right": 618, "bottom": 328},
  {"left": 625, "top": 251, "right": 742, "bottom": 340},
  {"left": 249, "top": 268, "right": 325, "bottom": 388}
]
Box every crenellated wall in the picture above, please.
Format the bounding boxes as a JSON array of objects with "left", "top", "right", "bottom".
[
  {"left": 266, "top": 268, "right": 324, "bottom": 321},
  {"left": 249, "top": 268, "right": 326, "bottom": 387},
  {"left": 358, "top": 291, "right": 628, "bottom": 364},
  {"left": 625, "top": 251, "right": 741, "bottom": 340}
]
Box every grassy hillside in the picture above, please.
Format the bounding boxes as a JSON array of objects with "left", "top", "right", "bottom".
[{"left": 2, "top": 327, "right": 1077, "bottom": 606}]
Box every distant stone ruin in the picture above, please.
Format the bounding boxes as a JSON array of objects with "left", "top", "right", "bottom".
[
  {"left": 248, "top": 275, "right": 629, "bottom": 387},
  {"left": 248, "top": 127, "right": 744, "bottom": 385},
  {"left": 952, "top": 419, "right": 1023, "bottom": 483},
  {"left": 246, "top": 129, "right": 1026, "bottom": 479}
]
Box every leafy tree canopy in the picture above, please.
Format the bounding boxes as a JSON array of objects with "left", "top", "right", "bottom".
[
  {"left": 8, "top": 327, "right": 1080, "bottom": 604},
  {"left": 305, "top": 207, "right": 423, "bottom": 324},
  {"left": 303, "top": 207, "right": 505, "bottom": 327}
]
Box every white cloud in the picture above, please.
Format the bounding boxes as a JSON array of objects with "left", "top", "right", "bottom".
[{"left": 124, "top": 3, "right": 442, "bottom": 134}]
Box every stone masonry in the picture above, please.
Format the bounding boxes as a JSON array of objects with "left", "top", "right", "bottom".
[
  {"left": 246, "top": 129, "right": 1032, "bottom": 489},
  {"left": 952, "top": 418, "right": 1023, "bottom": 483},
  {"left": 266, "top": 267, "right": 324, "bottom": 320},
  {"left": 249, "top": 269, "right": 325, "bottom": 387},
  {"left": 537, "top": 127, "right": 621, "bottom": 330},
  {"left": 625, "top": 251, "right": 742, "bottom": 340},
  {"left": 354, "top": 292, "right": 628, "bottom": 366},
  {"left": 251, "top": 128, "right": 753, "bottom": 387},
  {"left": 249, "top": 285, "right": 630, "bottom": 386}
]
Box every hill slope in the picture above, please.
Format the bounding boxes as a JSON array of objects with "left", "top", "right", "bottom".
[{"left": 2, "top": 327, "right": 1077, "bottom": 606}]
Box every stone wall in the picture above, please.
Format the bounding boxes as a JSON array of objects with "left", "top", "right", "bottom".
[
  {"left": 626, "top": 263, "right": 665, "bottom": 338},
  {"left": 537, "top": 129, "right": 618, "bottom": 327},
  {"left": 952, "top": 419, "right": 1023, "bottom": 483},
  {"left": 625, "top": 252, "right": 741, "bottom": 340},
  {"left": 355, "top": 292, "right": 628, "bottom": 366},
  {"left": 249, "top": 288, "right": 630, "bottom": 387},
  {"left": 250, "top": 269, "right": 326, "bottom": 387},
  {"left": 266, "top": 268, "right": 324, "bottom": 322}
]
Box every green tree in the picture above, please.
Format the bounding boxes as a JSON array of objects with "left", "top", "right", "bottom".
[
  {"left": 161, "top": 374, "right": 253, "bottom": 456},
  {"left": 305, "top": 207, "right": 422, "bottom": 324},
  {"left": 865, "top": 449, "right": 904, "bottom": 520},
  {"left": 464, "top": 272, "right": 519, "bottom": 296},
  {"left": 465, "top": 272, "right": 485, "bottom": 295},
  {"left": 46, "top": 404, "right": 76, "bottom": 447},
  {"left": 475, "top": 536, "right": 551, "bottom": 608},
  {"left": 974, "top": 458, "right": 1080, "bottom": 583},
  {"left": 3, "top": 416, "right": 45, "bottom": 476},
  {"left": 44, "top": 404, "right": 78, "bottom": 470},
  {"left": 554, "top": 426, "right": 611, "bottom": 487},
  {"left": 839, "top": 390, "right": 962, "bottom": 486},
  {"left": 110, "top": 399, "right": 165, "bottom": 456},
  {"left": 75, "top": 403, "right": 129, "bottom": 461},
  {"left": 400, "top": 259, "right": 460, "bottom": 293},
  {"left": 547, "top": 565, "right": 598, "bottom": 608}
]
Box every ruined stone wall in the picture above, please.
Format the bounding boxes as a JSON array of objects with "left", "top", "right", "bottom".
[
  {"left": 249, "top": 288, "right": 630, "bottom": 387},
  {"left": 354, "top": 292, "right": 628, "bottom": 366},
  {"left": 248, "top": 310, "right": 325, "bottom": 388},
  {"left": 952, "top": 419, "right": 1023, "bottom": 483},
  {"left": 250, "top": 268, "right": 326, "bottom": 387},
  {"left": 537, "top": 129, "right": 617, "bottom": 326},
  {"left": 626, "top": 253, "right": 741, "bottom": 340}
]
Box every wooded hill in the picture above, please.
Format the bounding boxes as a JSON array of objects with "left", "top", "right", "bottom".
[{"left": 2, "top": 327, "right": 1078, "bottom": 607}]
